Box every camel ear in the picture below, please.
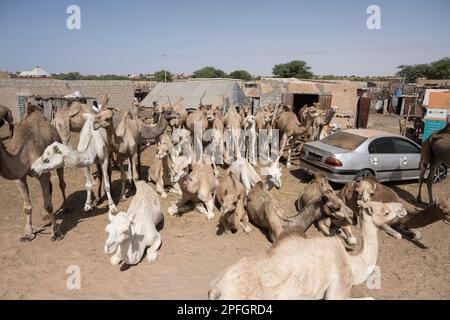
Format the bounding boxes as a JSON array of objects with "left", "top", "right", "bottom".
[{"left": 371, "top": 183, "right": 377, "bottom": 194}]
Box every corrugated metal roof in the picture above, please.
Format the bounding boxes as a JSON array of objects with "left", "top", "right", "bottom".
[{"left": 141, "top": 79, "right": 246, "bottom": 109}]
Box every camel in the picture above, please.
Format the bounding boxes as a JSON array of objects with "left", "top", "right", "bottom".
[
  {"left": 297, "top": 175, "right": 356, "bottom": 245},
  {"left": 228, "top": 157, "right": 282, "bottom": 193},
  {"left": 0, "top": 108, "right": 66, "bottom": 241},
  {"left": 243, "top": 115, "right": 257, "bottom": 166},
  {"left": 247, "top": 181, "right": 353, "bottom": 242},
  {"left": 53, "top": 95, "right": 109, "bottom": 145},
  {"left": 186, "top": 104, "right": 209, "bottom": 163},
  {"left": 340, "top": 177, "right": 422, "bottom": 240},
  {"left": 216, "top": 172, "right": 252, "bottom": 234},
  {"left": 165, "top": 97, "right": 188, "bottom": 129},
  {"left": 31, "top": 110, "right": 118, "bottom": 214},
  {"left": 105, "top": 181, "right": 163, "bottom": 266},
  {"left": 148, "top": 135, "right": 182, "bottom": 198},
  {"left": 254, "top": 107, "right": 273, "bottom": 163},
  {"left": 239, "top": 104, "right": 252, "bottom": 122},
  {"left": 204, "top": 105, "right": 225, "bottom": 175},
  {"left": 112, "top": 111, "right": 142, "bottom": 201},
  {"left": 417, "top": 123, "right": 450, "bottom": 204},
  {"left": 223, "top": 101, "right": 244, "bottom": 162},
  {"left": 208, "top": 200, "right": 407, "bottom": 300},
  {"left": 168, "top": 163, "right": 218, "bottom": 220},
  {"left": 275, "top": 110, "right": 308, "bottom": 168},
  {"left": 0, "top": 104, "right": 14, "bottom": 138},
  {"left": 140, "top": 108, "right": 175, "bottom": 142}
]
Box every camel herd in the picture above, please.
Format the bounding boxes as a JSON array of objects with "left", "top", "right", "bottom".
[{"left": 0, "top": 97, "right": 449, "bottom": 300}]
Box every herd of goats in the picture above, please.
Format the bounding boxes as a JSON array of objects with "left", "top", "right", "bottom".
[{"left": 0, "top": 95, "right": 449, "bottom": 300}]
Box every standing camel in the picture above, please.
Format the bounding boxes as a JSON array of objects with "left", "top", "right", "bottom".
[
  {"left": 417, "top": 123, "right": 450, "bottom": 204},
  {"left": 0, "top": 108, "right": 66, "bottom": 241},
  {"left": 223, "top": 99, "right": 243, "bottom": 162},
  {"left": 0, "top": 104, "right": 14, "bottom": 138}
]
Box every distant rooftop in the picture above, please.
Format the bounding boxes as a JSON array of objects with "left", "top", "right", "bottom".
[{"left": 18, "top": 66, "right": 52, "bottom": 78}]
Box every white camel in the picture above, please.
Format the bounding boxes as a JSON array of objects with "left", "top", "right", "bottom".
[
  {"left": 208, "top": 200, "right": 407, "bottom": 300},
  {"left": 31, "top": 111, "right": 118, "bottom": 213},
  {"left": 243, "top": 115, "right": 257, "bottom": 166},
  {"left": 105, "top": 181, "right": 163, "bottom": 266}
]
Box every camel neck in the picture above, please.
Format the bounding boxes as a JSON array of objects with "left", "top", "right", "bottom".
[
  {"left": 64, "top": 147, "right": 97, "bottom": 168},
  {"left": 348, "top": 212, "right": 379, "bottom": 286},
  {"left": 0, "top": 141, "right": 28, "bottom": 180},
  {"left": 292, "top": 200, "right": 322, "bottom": 229}
]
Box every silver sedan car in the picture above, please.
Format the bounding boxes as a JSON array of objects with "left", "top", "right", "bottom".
[{"left": 299, "top": 129, "right": 448, "bottom": 184}]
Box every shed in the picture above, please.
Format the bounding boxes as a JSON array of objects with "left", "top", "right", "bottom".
[{"left": 141, "top": 79, "right": 246, "bottom": 110}]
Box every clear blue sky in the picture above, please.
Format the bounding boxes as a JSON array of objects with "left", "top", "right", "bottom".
[{"left": 1, "top": 0, "right": 449, "bottom": 76}]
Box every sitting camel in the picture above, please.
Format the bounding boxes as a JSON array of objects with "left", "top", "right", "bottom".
[
  {"left": 216, "top": 173, "right": 252, "bottom": 234},
  {"left": 417, "top": 123, "right": 450, "bottom": 204},
  {"left": 0, "top": 104, "right": 14, "bottom": 138},
  {"left": 0, "top": 108, "right": 66, "bottom": 241},
  {"left": 105, "top": 181, "right": 163, "bottom": 266},
  {"left": 247, "top": 181, "right": 353, "bottom": 243},
  {"left": 228, "top": 157, "right": 282, "bottom": 193},
  {"left": 31, "top": 110, "right": 117, "bottom": 213},
  {"left": 297, "top": 175, "right": 357, "bottom": 246},
  {"left": 208, "top": 200, "right": 407, "bottom": 300},
  {"left": 167, "top": 163, "right": 218, "bottom": 220}
]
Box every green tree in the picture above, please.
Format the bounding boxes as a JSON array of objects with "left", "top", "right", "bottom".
[
  {"left": 192, "top": 66, "right": 227, "bottom": 78},
  {"left": 396, "top": 57, "right": 450, "bottom": 82},
  {"left": 272, "top": 60, "right": 313, "bottom": 79},
  {"left": 229, "top": 70, "right": 253, "bottom": 81},
  {"left": 153, "top": 70, "right": 173, "bottom": 82}
]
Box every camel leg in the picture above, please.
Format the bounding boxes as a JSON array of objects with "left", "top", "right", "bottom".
[
  {"left": 56, "top": 167, "right": 67, "bottom": 212},
  {"left": 118, "top": 154, "right": 127, "bottom": 201},
  {"left": 381, "top": 224, "right": 402, "bottom": 239},
  {"left": 426, "top": 161, "right": 439, "bottom": 204},
  {"left": 168, "top": 193, "right": 191, "bottom": 216},
  {"left": 15, "top": 177, "right": 35, "bottom": 241},
  {"left": 110, "top": 246, "right": 122, "bottom": 266},
  {"left": 169, "top": 182, "right": 182, "bottom": 196},
  {"left": 146, "top": 231, "right": 162, "bottom": 263},
  {"left": 96, "top": 163, "right": 103, "bottom": 201},
  {"left": 204, "top": 198, "right": 215, "bottom": 220},
  {"left": 324, "top": 278, "right": 353, "bottom": 300},
  {"left": 279, "top": 134, "right": 289, "bottom": 167},
  {"left": 83, "top": 167, "right": 96, "bottom": 212},
  {"left": 38, "top": 174, "right": 63, "bottom": 241},
  {"left": 240, "top": 213, "right": 253, "bottom": 234},
  {"left": 101, "top": 157, "right": 118, "bottom": 213},
  {"left": 317, "top": 218, "right": 333, "bottom": 236},
  {"left": 416, "top": 161, "right": 428, "bottom": 203}
]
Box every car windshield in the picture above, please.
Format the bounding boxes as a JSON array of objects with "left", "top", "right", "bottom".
[{"left": 321, "top": 132, "right": 367, "bottom": 150}]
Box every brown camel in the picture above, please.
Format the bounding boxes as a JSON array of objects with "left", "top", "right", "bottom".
[
  {"left": 275, "top": 110, "right": 308, "bottom": 168},
  {"left": 165, "top": 97, "right": 188, "bottom": 129},
  {"left": 223, "top": 101, "right": 243, "bottom": 161},
  {"left": 0, "top": 104, "right": 14, "bottom": 138},
  {"left": 417, "top": 123, "right": 450, "bottom": 204},
  {"left": 186, "top": 104, "right": 209, "bottom": 163},
  {"left": 53, "top": 95, "right": 109, "bottom": 145},
  {"left": 140, "top": 108, "right": 175, "bottom": 141},
  {"left": 0, "top": 108, "right": 66, "bottom": 241}
]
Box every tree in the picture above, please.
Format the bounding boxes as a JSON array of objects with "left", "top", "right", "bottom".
[
  {"left": 229, "top": 70, "right": 253, "bottom": 81},
  {"left": 153, "top": 70, "right": 173, "bottom": 82},
  {"left": 272, "top": 60, "right": 313, "bottom": 79},
  {"left": 396, "top": 57, "right": 450, "bottom": 82},
  {"left": 192, "top": 66, "right": 227, "bottom": 78}
]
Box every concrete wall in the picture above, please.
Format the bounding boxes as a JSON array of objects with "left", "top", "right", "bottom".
[
  {"left": 0, "top": 79, "right": 135, "bottom": 122},
  {"left": 260, "top": 78, "right": 364, "bottom": 116}
]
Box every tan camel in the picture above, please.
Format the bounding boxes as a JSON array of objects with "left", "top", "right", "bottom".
[
  {"left": 417, "top": 123, "right": 450, "bottom": 204},
  {"left": 140, "top": 108, "right": 175, "bottom": 141},
  {"left": 0, "top": 108, "right": 66, "bottom": 241},
  {"left": 0, "top": 104, "right": 14, "bottom": 138},
  {"left": 53, "top": 95, "right": 109, "bottom": 145},
  {"left": 275, "top": 110, "right": 308, "bottom": 168},
  {"left": 165, "top": 97, "right": 188, "bottom": 129},
  {"left": 208, "top": 200, "right": 407, "bottom": 300},
  {"left": 223, "top": 102, "right": 243, "bottom": 161}
]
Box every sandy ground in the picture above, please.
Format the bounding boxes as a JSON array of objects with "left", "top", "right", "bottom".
[{"left": 0, "top": 113, "right": 449, "bottom": 300}]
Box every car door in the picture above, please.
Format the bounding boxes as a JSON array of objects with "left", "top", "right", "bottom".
[
  {"left": 368, "top": 137, "right": 402, "bottom": 181},
  {"left": 392, "top": 137, "right": 421, "bottom": 180}
]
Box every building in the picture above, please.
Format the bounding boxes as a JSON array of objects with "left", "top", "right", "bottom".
[
  {"left": 0, "top": 78, "right": 135, "bottom": 121},
  {"left": 141, "top": 78, "right": 246, "bottom": 110},
  {"left": 18, "top": 66, "right": 52, "bottom": 78},
  {"left": 416, "top": 78, "right": 450, "bottom": 88}
]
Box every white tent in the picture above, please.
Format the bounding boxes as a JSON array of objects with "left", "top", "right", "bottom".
[{"left": 18, "top": 66, "right": 51, "bottom": 78}]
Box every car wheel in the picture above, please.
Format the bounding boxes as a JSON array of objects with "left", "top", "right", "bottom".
[
  {"left": 353, "top": 169, "right": 374, "bottom": 182},
  {"left": 433, "top": 165, "right": 447, "bottom": 184}
]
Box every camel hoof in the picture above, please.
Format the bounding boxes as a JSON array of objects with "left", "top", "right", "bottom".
[
  {"left": 167, "top": 205, "right": 177, "bottom": 216},
  {"left": 51, "top": 231, "right": 64, "bottom": 241},
  {"left": 244, "top": 226, "right": 253, "bottom": 234},
  {"left": 110, "top": 255, "right": 122, "bottom": 266},
  {"left": 20, "top": 233, "right": 36, "bottom": 242},
  {"left": 119, "top": 195, "right": 127, "bottom": 202},
  {"left": 147, "top": 252, "right": 158, "bottom": 263},
  {"left": 83, "top": 204, "right": 93, "bottom": 212},
  {"left": 160, "top": 192, "right": 168, "bottom": 199},
  {"left": 346, "top": 237, "right": 357, "bottom": 246},
  {"left": 109, "top": 205, "right": 119, "bottom": 214},
  {"left": 443, "top": 218, "right": 450, "bottom": 226}
]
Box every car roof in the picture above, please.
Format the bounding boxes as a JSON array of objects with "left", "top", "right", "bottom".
[{"left": 343, "top": 129, "right": 403, "bottom": 139}]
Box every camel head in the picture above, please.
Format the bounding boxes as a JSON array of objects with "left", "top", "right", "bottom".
[
  {"left": 436, "top": 198, "right": 450, "bottom": 224},
  {"left": 357, "top": 201, "right": 407, "bottom": 227},
  {"left": 156, "top": 141, "right": 171, "bottom": 159},
  {"left": 31, "top": 142, "right": 70, "bottom": 177},
  {"left": 220, "top": 191, "right": 244, "bottom": 233},
  {"left": 105, "top": 211, "right": 132, "bottom": 255},
  {"left": 355, "top": 181, "right": 376, "bottom": 202},
  {"left": 83, "top": 110, "right": 114, "bottom": 130},
  {"left": 320, "top": 190, "right": 354, "bottom": 225},
  {"left": 171, "top": 156, "right": 191, "bottom": 183},
  {"left": 261, "top": 158, "right": 282, "bottom": 189},
  {"left": 243, "top": 115, "right": 256, "bottom": 130},
  {"left": 205, "top": 105, "right": 217, "bottom": 123}
]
